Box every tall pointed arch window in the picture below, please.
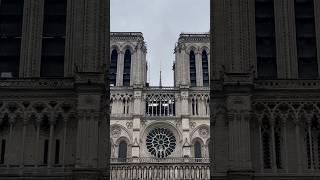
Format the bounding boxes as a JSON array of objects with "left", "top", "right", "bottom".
[
  {"left": 305, "top": 115, "right": 320, "bottom": 169},
  {"left": 194, "top": 141, "right": 202, "bottom": 158},
  {"left": 261, "top": 116, "right": 272, "bottom": 169},
  {"left": 123, "top": 49, "right": 131, "bottom": 86},
  {"left": 202, "top": 50, "right": 209, "bottom": 86},
  {"left": 118, "top": 141, "right": 127, "bottom": 162},
  {"left": 40, "top": 0, "right": 67, "bottom": 77},
  {"left": 189, "top": 50, "right": 196, "bottom": 86},
  {"left": 295, "top": 0, "right": 318, "bottom": 78},
  {"left": 0, "top": 0, "right": 24, "bottom": 78},
  {"left": 274, "top": 117, "right": 282, "bottom": 169},
  {"left": 110, "top": 49, "right": 118, "bottom": 86},
  {"left": 255, "top": 0, "right": 278, "bottom": 79}
]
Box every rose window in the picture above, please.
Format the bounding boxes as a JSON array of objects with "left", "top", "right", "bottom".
[{"left": 146, "top": 128, "right": 176, "bottom": 158}]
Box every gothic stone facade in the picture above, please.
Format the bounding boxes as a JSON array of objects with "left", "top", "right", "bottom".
[{"left": 109, "top": 32, "right": 210, "bottom": 179}]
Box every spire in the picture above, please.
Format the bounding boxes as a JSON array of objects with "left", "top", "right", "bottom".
[
  {"left": 159, "top": 62, "right": 162, "bottom": 87},
  {"left": 148, "top": 61, "right": 150, "bottom": 84}
]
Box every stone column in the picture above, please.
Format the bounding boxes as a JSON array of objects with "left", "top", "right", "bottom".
[
  {"left": 207, "top": 53, "right": 211, "bottom": 82},
  {"left": 117, "top": 51, "right": 124, "bottom": 86},
  {"left": 307, "top": 120, "right": 314, "bottom": 170},
  {"left": 274, "top": 0, "right": 289, "bottom": 78},
  {"left": 47, "top": 114, "right": 56, "bottom": 167},
  {"left": 132, "top": 87, "right": 143, "bottom": 159},
  {"left": 294, "top": 118, "right": 302, "bottom": 173},
  {"left": 182, "top": 115, "right": 191, "bottom": 157},
  {"left": 175, "top": 49, "right": 181, "bottom": 86},
  {"left": 19, "top": 0, "right": 44, "bottom": 77},
  {"left": 75, "top": 106, "right": 101, "bottom": 167},
  {"left": 134, "top": 41, "right": 144, "bottom": 85},
  {"left": 142, "top": 49, "right": 147, "bottom": 85},
  {"left": 196, "top": 50, "right": 203, "bottom": 86},
  {"left": 223, "top": 75, "right": 253, "bottom": 179},
  {"left": 132, "top": 115, "right": 141, "bottom": 159},
  {"left": 73, "top": 73, "right": 107, "bottom": 179},
  {"left": 35, "top": 116, "right": 41, "bottom": 166},
  {"left": 258, "top": 118, "right": 264, "bottom": 173},
  {"left": 184, "top": 50, "right": 190, "bottom": 86},
  {"left": 62, "top": 117, "right": 67, "bottom": 167},
  {"left": 130, "top": 51, "right": 136, "bottom": 86},
  {"left": 270, "top": 118, "right": 277, "bottom": 173},
  {"left": 20, "top": 119, "right": 28, "bottom": 167},
  {"left": 70, "top": 0, "right": 109, "bottom": 178},
  {"left": 282, "top": 117, "right": 288, "bottom": 173},
  {"left": 5, "top": 116, "right": 15, "bottom": 167},
  {"left": 180, "top": 89, "right": 191, "bottom": 157},
  {"left": 179, "top": 47, "right": 188, "bottom": 86}
]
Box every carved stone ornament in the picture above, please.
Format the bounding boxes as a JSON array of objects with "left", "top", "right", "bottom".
[
  {"left": 175, "top": 119, "right": 182, "bottom": 127},
  {"left": 126, "top": 121, "right": 133, "bottom": 129},
  {"left": 199, "top": 126, "right": 209, "bottom": 138},
  {"left": 141, "top": 118, "right": 147, "bottom": 127},
  {"left": 111, "top": 127, "right": 121, "bottom": 138},
  {"left": 189, "top": 121, "right": 196, "bottom": 129}
]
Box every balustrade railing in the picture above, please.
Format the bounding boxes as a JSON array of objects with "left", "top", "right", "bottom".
[
  {"left": 254, "top": 79, "right": 320, "bottom": 89},
  {"left": 110, "top": 158, "right": 210, "bottom": 180},
  {"left": 110, "top": 157, "right": 210, "bottom": 164}
]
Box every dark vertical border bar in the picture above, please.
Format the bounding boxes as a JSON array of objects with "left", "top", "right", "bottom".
[
  {"left": 105, "top": 0, "right": 111, "bottom": 178},
  {"left": 209, "top": 0, "right": 214, "bottom": 179}
]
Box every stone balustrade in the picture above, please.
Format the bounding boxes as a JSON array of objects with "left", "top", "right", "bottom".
[
  {"left": 254, "top": 79, "right": 320, "bottom": 90},
  {"left": 0, "top": 78, "right": 74, "bottom": 89},
  {"left": 110, "top": 158, "right": 210, "bottom": 180}
]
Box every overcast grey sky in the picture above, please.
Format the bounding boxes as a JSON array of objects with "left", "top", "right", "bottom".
[{"left": 111, "top": 0, "right": 210, "bottom": 86}]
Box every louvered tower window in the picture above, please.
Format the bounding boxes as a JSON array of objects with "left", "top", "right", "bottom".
[
  {"left": 255, "top": 0, "right": 277, "bottom": 79},
  {"left": 189, "top": 50, "right": 196, "bottom": 86},
  {"left": 295, "top": 0, "right": 318, "bottom": 78},
  {"left": 123, "top": 49, "right": 131, "bottom": 86},
  {"left": 202, "top": 50, "right": 209, "bottom": 86},
  {"left": 0, "top": 0, "right": 24, "bottom": 78},
  {"left": 110, "top": 49, "right": 118, "bottom": 86},
  {"left": 40, "top": 0, "right": 67, "bottom": 77}
]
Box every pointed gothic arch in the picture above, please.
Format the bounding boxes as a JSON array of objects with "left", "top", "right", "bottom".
[{"left": 123, "top": 49, "right": 131, "bottom": 86}]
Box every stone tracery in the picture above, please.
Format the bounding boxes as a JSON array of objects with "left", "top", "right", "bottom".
[{"left": 146, "top": 128, "right": 176, "bottom": 158}]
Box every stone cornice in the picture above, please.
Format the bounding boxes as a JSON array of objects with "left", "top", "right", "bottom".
[
  {"left": 0, "top": 78, "right": 74, "bottom": 90},
  {"left": 110, "top": 32, "right": 144, "bottom": 42},
  {"left": 254, "top": 79, "right": 320, "bottom": 90},
  {"left": 178, "top": 33, "right": 210, "bottom": 43}
]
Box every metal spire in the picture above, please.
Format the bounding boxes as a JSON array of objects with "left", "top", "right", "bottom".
[
  {"left": 148, "top": 61, "right": 150, "bottom": 84},
  {"left": 159, "top": 62, "right": 162, "bottom": 88}
]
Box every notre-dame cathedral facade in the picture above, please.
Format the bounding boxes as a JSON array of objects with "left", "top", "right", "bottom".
[
  {"left": 1, "top": 0, "right": 320, "bottom": 180},
  {"left": 109, "top": 32, "right": 210, "bottom": 179}
]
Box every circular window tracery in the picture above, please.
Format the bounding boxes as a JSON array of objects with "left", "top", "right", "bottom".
[{"left": 146, "top": 128, "right": 176, "bottom": 158}]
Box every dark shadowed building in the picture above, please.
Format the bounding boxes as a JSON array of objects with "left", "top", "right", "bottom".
[
  {"left": 210, "top": 0, "right": 320, "bottom": 179},
  {"left": 0, "top": 0, "right": 109, "bottom": 179}
]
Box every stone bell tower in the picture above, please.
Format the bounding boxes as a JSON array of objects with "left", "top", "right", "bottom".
[{"left": 210, "top": 0, "right": 254, "bottom": 179}]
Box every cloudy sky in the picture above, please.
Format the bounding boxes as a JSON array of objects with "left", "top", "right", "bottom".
[{"left": 111, "top": 0, "right": 210, "bottom": 86}]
